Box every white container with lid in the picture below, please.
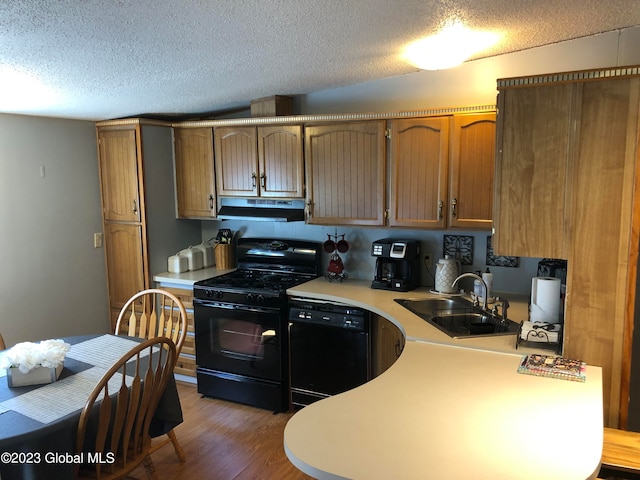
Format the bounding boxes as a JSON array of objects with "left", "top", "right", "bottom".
[
  {"left": 482, "top": 269, "right": 494, "bottom": 302},
  {"left": 193, "top": 242, "right": 215, "bottom": 268},
  {"left": 168, "top": 253, "right": 189, "bottom": 273},
  {"left": 179, "top": 247, "right": 204, "bottom": 271}
]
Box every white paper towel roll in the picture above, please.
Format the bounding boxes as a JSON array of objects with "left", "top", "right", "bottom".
[{"left": 530, "top": 277, "right": 561, "bottom": 323}]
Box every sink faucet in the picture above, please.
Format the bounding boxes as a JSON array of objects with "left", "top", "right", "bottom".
[
  {"left": 492, "top": 297, "right": 510, "bottom": 324},
  {"left": 451, "top": 273, "right": 488, "bottom": 310}
]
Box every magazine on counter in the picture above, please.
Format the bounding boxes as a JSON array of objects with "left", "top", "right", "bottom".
[{"left": 517, "top": 354, "right": 586, "bottom": 382}]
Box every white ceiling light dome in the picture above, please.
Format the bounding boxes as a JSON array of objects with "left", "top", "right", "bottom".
[{"left": 403, "top": 20, "right": 501, "bottom": 70}]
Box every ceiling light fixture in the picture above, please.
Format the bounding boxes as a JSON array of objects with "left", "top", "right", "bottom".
[{"left": 403, "top": 20, "right": 501, "bottom": 70}]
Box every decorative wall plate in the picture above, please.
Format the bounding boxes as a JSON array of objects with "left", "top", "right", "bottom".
[
  {"left": 443, "top": 235, "right": 473, "bottom": 265},
  {"left": 486, "top": 235, "right": 519, "bottom": 267}
]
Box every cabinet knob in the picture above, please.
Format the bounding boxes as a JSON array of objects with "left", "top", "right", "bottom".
[
  {"left": 209, "top": 194, "right": 214, "bottom": 210},
  {"left": 451, "top": 198, "right": 458, "bottom": 218},
  {"left": 251, "top": 172, "right": 257, "bottom": 189},
  {"left": 260, "top": 172, "right": 266, "bottom": 189},
  {"left": 437, "top": 200, "right": 444, "bottom": 220},
  {"left": 132, "top": 199, "right": 138, "bottom": 216}
]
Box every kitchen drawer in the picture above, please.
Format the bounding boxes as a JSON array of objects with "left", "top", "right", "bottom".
[
  {"left": 161, "top": 287, "right": 194, "bottom": 309},
  {"left": 175, "top": 353, "right": 196, "bottom": 377},
  {"left": 160, "top": 307, "right": 194, "bottom": 330},
  {"left": 181, "top": 332, "right": 195, "bottom": 356}
]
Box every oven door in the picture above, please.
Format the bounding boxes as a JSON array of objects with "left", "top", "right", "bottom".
[{"left": 194, "top": 299, "right": 283, "bottom": 382}]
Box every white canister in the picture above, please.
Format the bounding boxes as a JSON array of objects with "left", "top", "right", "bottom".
[
  {"left": 179, "top": 247, "right": 204, "bottom": 271},
  {"left": 168, "top": 253, "right": 189, "bottom": 273},
  {"left": 193, "top": 243, "right": 214, "bottom": 268}
]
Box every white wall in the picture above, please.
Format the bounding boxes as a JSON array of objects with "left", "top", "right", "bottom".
[{"left": 0, "top": 113, "right": 108, "bottom": 346}]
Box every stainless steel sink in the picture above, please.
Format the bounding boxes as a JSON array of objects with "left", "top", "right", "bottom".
[{"left": 394, "top": 297, "right": 520, "bottom": 338}]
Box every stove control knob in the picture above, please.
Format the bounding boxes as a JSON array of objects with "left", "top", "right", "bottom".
[
  {"left": 247, "top": 293, "right": 254, "bottom": 303},
  {"left": 256, "top": 294, "right": 265, "bottom": 304}
]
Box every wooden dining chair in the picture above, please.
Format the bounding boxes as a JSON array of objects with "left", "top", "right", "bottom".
[
  {"left": 75, "top": 336, "right": 177, "bottom": 480},
  {"left": 114, "top": 288, "right": 188, "bottom": 462}
]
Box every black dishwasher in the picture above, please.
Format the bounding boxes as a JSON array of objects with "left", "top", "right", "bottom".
[{"left": 289, "top": 298, "right": 371, "bottom": 407}]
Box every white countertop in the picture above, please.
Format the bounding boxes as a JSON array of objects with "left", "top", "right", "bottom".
[
  {"left": 153, "top": 267, "right": 235, "bottom": 287},
  {"left": 288, "top": 278, "right": 543, "bottom": 355},
  {"left": 284, "top": 278, "right": 603, "bottom": 480}
]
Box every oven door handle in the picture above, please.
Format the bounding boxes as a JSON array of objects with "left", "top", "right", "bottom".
[{"left": 194, "top": 298, "right": 278, "bottom": 314}]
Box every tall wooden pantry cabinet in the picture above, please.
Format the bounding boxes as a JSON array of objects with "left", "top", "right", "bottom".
[
  {"left": 493, "top": 68, "right": 640, "bottom": 427},
  {"left": 96, "top": 120, "right": 201, "bottom": 328}
]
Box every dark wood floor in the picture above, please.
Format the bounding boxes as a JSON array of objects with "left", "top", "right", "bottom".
[{"left": 131, "top": 382, "right": 314, "bottom": 480}]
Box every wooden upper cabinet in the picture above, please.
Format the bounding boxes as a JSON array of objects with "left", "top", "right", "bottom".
[
  {"left": 448, "top": 113, "right": 496, "bottom": 229},
  {"left": 305, "top": 121, "right": 385, "bottom": 225},
  {"left": 388, "top": 117, "right": 449, "bottom": 228},
  {"left": 174, "top": 127, "right": 216, "bottom": 218},
  {"left": 215, "top": 125, "right": 304, "bottom": 198},
  {"left": 97, "top": 128, "right": 141, "bottom": 222},
  {"left": 215, "top": 126, "right": 259, "bottom": 196},
  {"left": 257, "top": 125, "right": 304, "bottom": 198},
  {"left": 493, "top": 85, "right": 576, "bottom": 258}
]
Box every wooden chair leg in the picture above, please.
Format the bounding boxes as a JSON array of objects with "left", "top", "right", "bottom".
[
  {"left": 142, "top": 454, "right": 158, "bottom": 479},
  {"left": 167, "top": 429, "right": 186, "bottom": 463}
]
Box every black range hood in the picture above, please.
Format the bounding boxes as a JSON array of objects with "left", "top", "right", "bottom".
[{"left": 217, "top": 197, "right": 305, "bottom": 222}]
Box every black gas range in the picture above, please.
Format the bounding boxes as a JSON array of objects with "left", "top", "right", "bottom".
[
  {"left": 193, "top": 238, "right": 321, "bottom": 411},
  {"left": 194, "top": 270, "right": 317, "bottom": 308}
]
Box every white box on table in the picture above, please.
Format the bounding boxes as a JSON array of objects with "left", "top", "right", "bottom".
[{"left": 6, "top": 363, "right": 63, "bottom": 387}]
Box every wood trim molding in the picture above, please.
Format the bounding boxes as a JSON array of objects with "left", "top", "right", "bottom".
[
  {"left": 96, "top": 118, "right": 173, "bottom": 128},
  {"left": 96, "top": 105, "right": 497, "bottom": 129},
  {"left": 498, "top": 65, "right": 640, "bottom": 89}
]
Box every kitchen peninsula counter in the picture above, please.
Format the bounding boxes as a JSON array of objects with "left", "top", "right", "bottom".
[
  {"left": 285, "top": 278, "right": 603, "bottom": 480},
  {"left": 289, "top": 278, "right": 541, "bottom": 354}
]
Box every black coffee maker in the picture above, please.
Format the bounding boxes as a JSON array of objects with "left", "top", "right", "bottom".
[{"left": 371, "top": 238, "right": 421, "bottom": 292}]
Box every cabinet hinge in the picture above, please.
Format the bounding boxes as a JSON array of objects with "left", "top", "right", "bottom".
[{"left": 384, "top": 129, "right": 391, "bottom": 139}]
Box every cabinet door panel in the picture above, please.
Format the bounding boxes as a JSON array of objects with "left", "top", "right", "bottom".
[
  {"left": 98, "top": 129, "right": 140, "bottom": 222},
  {"left": 305, "top": 122, "right": 385, "bottom": 225},
  {"left": 564, "top": 78, "right": 640, "bottom": 425},
  {"left": 174, "top": 128, "right": 216, "bottom": 218},
  {"left": 258, "top": 125, "right": 304, "bottom": 198},
  {"left": 214, "top": 127, "right": 258, "bottom": 196},
  {"left": 493, "top": 85, "right": 575, "bottom": 258},
  {"left": 104, "top": 222, "right": 145, "bottom": 310},
  {"left": 389, "top": 117, "right": 449, "bottom": 228},
  {"left": 449, "top": 113, "right": 495, "bottom": 229}
]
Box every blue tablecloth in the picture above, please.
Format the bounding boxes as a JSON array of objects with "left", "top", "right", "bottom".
[{"left": 0, "top": 334, "right": 183, "bottom": 479}]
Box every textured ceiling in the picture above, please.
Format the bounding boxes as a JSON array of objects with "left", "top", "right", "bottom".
[{"left": 1, "top": 0, "right": 639, "bottom": 121}]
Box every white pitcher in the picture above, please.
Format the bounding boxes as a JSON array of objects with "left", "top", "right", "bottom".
[{"left": 435, "top": 256, "right": 461, "bottom": 293}]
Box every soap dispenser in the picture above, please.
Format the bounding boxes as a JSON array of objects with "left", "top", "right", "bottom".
[{"left": 482, "top": 268, "right": 493, "bottom": 301}]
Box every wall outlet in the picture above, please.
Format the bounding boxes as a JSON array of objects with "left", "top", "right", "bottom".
[
  {"left": 93, "top": 232, "right": 103, "bottom": 248},
  {"left": 424, "top": 254, "right": 432, "bottom": 267}
]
